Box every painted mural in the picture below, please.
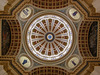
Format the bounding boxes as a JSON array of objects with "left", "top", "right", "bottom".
[
  {"left": 2, "top": 20, "right": 11, "bottom": 55},
  {"left": 88, "top": 21, "right": 98, "bottom": 57}
]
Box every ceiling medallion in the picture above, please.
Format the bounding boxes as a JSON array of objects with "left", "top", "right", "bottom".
[
  {"left": 27, "top": 15, "right": 73, "bottom": 60},
  {"left": 68, "top": 8, "right": 81, "bottom": 20},
  {"left": 19, "top": 56, "right": 31, "bottom": 68},
  {"left": 68, "top": 57, "right": 79, "bottom": 69},
  {"left": 20, "top": 7, "right": 32, "bottom": 19},
  {"left": 66, "top": 56, "right": 80, "bottom": 69}
]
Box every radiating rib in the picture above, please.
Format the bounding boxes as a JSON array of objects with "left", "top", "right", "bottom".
[
  {"left": 39, "top": 22, "right": 47, "bottom": 32},
  {"left": 35, "top": 26, "right": 45, "bottom": 34},
  {"left": 45, "top": 43, "right": 49, "bottom": 55},
  {"left": 34, "top": 40, "right": 45, "bottom": 48},
  {"left": 53, "top": 22, "right": 61, "bottom": 32},
  {"left": 55, "top": 27, "right": 65, "bottom": 34},
  {"left": 50, "top": 43, "right": 54, "bottom": 55},
  {"left": 46, "top": 19, "right": 49, "bottom": 31},
  {"left": 51, "top": 19, "right": 55, "bottom": 31},
  {"left": 39, "top": 42, "right": 47, "bottom": 53},
  {"left": 32, "top": 38, "right": 43, "bottom": 42},
  {"left": 54, "top": 40, "right": 65, "bottom": 49},
  {"left": 56, "top": 38, "right": 68, "bottom": 42},
  {"left": 53, "top": 42, "right": 60, "bottom": 53},
  {"left": 56, "top": 33, "right": 68, "bottom": 37},
  {"left": 32, "top": 32, "right": 44, "bottom": 36}
]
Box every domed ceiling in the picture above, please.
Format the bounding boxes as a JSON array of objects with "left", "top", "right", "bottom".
[
  {"left": 26, "top": 14, "right": 73, "bottom": 61},
  {"left": 0, "top": 0, "right": 100, "bottom": 75}
]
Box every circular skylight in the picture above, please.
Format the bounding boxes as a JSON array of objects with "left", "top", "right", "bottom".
[{"left": 27, "top": 15, "right": 73, "bottom": 60}]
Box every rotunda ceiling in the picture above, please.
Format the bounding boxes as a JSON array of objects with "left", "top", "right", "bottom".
[
  {"left": 27, "top": 15, "right": 73, "bottom": 60},
  {"left": 0, "top": 0, "right": 100, "bottom": 75}
]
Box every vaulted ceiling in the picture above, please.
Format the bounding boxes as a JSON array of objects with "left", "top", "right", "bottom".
[{"left": 0, "top": 0, "right": 100, "bottom": 75}]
